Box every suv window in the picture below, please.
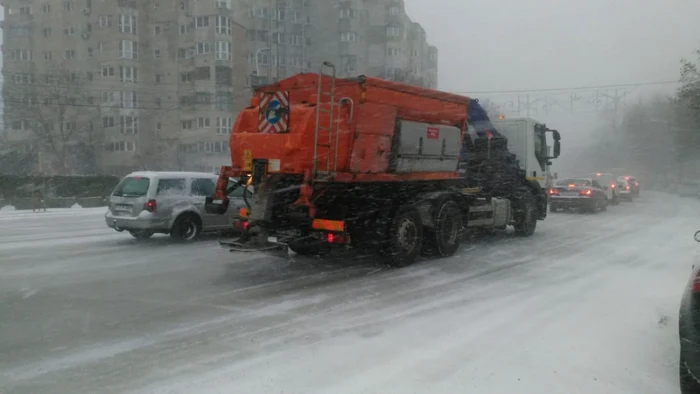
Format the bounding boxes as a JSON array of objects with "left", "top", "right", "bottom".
[
  {"left": 156, "top": 178, "right": 187, "bottom": 196},
  {"left": 592, "top": 180, "right": 603, "bottom": 189},
  {"left": 113, "top": 176, "right": 150, "bottom": 197},
  {"left": 191, "top": 178, "right": 216, "bottom": 196}
]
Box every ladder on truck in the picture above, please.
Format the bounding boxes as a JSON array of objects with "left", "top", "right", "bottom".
[{"left": 312, "top": 61, "right": 337, "bottom": 180}]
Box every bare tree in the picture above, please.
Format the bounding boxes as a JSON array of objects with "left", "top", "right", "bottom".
[{"left": 3, "top": 66, "right": 104, "bottom": 175}]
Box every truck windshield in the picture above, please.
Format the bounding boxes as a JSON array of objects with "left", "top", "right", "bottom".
[{"left": 112, "top": 177, "right": 150, "bottom": 197}]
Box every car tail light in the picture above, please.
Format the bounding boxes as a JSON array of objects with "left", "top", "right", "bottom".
[
  {"left": 626, "top": 186, "right": 630, "bottom": 190},
  {"left": 610, "top": 184, "right": 615, "bottom": 189},
  {"left": 579, "top": 189, "right": 592, "bottom": 196},
  {"left": 143, "top": 199, "right": 157, "bottom": 212},
  {"left": 548, "top": 188, "right": 559, "bottom": 195},
  {"left": 692, "top": 269, "right": 700, "bottom": 293}
]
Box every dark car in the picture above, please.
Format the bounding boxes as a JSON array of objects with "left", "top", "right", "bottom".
[
  {"left": 548, "top": 178, "right": 608, "bottom": 213},
  {"left": 679, "top": 231, "right": 700, "bottom": 393}
]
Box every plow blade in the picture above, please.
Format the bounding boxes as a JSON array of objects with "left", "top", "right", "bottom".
[{"left": 218, "top": 237, "right": 290, "bottom": 260}]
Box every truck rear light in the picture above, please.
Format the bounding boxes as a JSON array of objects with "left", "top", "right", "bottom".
[
  {"left": 325, "top": 233, "right": 348, "bottom": 244},
  {"left": 579, "top": 189, "right": 592, "bottom": 196},
  {"left": 143, "top": 199, "right": 157, "bottom": 212},
  {"left": 312, "top": 219, "right": 345, "bottom": 232}
]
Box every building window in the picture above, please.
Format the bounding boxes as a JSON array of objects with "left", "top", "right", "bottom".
[
  {"left": 155, "top": 74, "right": 163, "bottom": 83},
  {"left": 63, "top": 1, "right": 74, "bottom": 11},
  {"left": 64, "top": 49, "right": 76, "bottom": 59},
  {"left": 340, "top": 32, "right": 356, "bottom": 42},
  {"left": 120, "top": 91, "right": 137, "bottom": 108},
  {"left": 215, "top": 41, "right": 232, "bottom": 60},
  {"left": 42, "top": 4, "right": 51, "bottom": 13},
  {"left": 196, "top": 42, "right": 211, "bottom": 54},
  {"left": 216, "top": 16, "right": 231, "bottom": 35},
  {"left": 19, "top": 6, "right": 32, "bottom": 15},
  {"left": 101, "top": 66, "right": 115, "bottom": 77},
  {"left": 102, "top": 91, "right": 115, "bottom": 103},
  {"left": 217, "top": 116, "right": 232, "bottom": 134},
  {"left": 387, "top": 26, "right": 400, "bottom": 37},
  {"left": 153, "top": 49, "right": 161, "bottom": 58},
  {"left": 118, "top": 14, "right": 137, "bottom": 34},
  {"left": 197, "top": 117, "right": 210, "bottom": 128},
  {"left": 43, "top": 51, "right": 52, "bottom": 60},
  {"left": 118, "top": 40, "right": 138, "bottom": 59},
  {"left": 389, "top": 6, "right": 400, "bottom": 16},
  {"left": 181, "top": 120, "right": 194, "bottom": 130},
  {"left": 179, "top": 24, "right": 189, "bottom": 35},
  {"left": 120, "top": 116, "right": 138, "bottom": 134},
  {"left": 195, "top": 16, "right": 209, "bottom": 28},
  {"left": 120, "top": 66, "right": 138, "bottom": 83},
  {"left": 217, "top": 0, "right": 231, "bottom": 9},
  {"left": 99, "top": 15, "right": 110, "bottom": 27},
  {"left": 103, "top": 116, "right": 115, "bottom": 127},
  {"left": 64, "top": 27, "right": 76, "bottom": 36},
  {"left": 43, "top": 28, "right": 51, "bottom": 37},
  {"left": 339, "top": 8, "right": 355, "bottom": 19},
  {"left": 386, "top": 47, "right": 401, "bottom": 56}
]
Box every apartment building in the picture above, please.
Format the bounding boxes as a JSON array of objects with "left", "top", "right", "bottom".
[{"left": 0, "top": 0, "right": 437, "bottom": 176}]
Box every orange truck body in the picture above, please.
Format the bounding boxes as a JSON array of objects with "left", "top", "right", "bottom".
[{"left": 224, "top": 73, "right": 472, "bottom": 184}]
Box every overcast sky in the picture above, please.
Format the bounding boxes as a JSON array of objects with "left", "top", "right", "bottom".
[{"left": 406, "top": 0, "right": 700, "bottom": 94}]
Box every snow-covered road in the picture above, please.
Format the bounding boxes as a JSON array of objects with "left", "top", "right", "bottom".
[{"left": 0, "top": 192, "right": 696, "bottom": 394}]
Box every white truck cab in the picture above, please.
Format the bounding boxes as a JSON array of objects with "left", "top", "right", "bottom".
[{"left": 491, "top": 117, "right": 561, "bottom": 187}]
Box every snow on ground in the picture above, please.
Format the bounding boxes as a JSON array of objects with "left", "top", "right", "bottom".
[{"left": 0, "top": 192, "right": 696, "bottom": 394}]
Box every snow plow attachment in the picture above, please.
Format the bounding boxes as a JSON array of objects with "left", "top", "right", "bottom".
[{"left": 218, "top": 225, "right": 291, "bottom": 260}]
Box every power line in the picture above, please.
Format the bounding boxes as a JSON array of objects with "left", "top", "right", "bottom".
[{"left": 453, "top": 79, "right": 680, "bottom": 95}]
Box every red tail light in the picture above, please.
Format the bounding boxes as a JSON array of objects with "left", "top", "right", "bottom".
[
  {"left": 579, "top": 189, "right": 592, "bottom": 196},
  {"left": 143, "top": 199, "right": 157, "bottom": 212},
  {"left": 548, "top": 188, "right": 559, "bottom": 195},
  {"left": 325, "top": 233, "right": 348, "bottom": 244},
  {"left": 610, "top": 184, "right": 615, "bottom": 189},
  {"left": 692, "top": 269, "right": 700, "bottom": 293},
  {"left": 626, "top": 186, "right": 630, "bottom": 190}
]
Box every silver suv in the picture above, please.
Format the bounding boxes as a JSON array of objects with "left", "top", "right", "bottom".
[{"left": 105, "top": 171, "right": 251, "bottom": 241}]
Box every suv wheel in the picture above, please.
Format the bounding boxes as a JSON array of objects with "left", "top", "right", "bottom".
[{"left": 170, "top": 213, "right": 202, "bottom": 242}]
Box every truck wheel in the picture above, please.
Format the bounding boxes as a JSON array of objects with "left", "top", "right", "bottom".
[
  {"left": 425, "top": 199, "right": 462, "bottom": 257},
  {"left": 514, "top": 193, "right": 537, "bottom": 237},
  {"left": 170, "top": 213, "right": 202, "bottom": 242},
  {"left": 679, "top": 354, "right": 700, "bottom": 393},
  {"left": 385, "top": 207, "right": 423, "bottom": 267}
]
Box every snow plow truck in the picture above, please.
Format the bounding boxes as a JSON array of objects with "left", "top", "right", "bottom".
[{"left": 206, "top": 62, "right": 561, "bottom": 267}]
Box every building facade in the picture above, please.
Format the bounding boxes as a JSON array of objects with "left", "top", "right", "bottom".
[{"left": 0, "top": 0, "right": 437, "bottom": 176}]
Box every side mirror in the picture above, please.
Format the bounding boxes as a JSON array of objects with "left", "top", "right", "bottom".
[
  {"left": 553, "top": 141, "right": 561, "bottom": 158},
  {"left": 695, "top": 230, "right": 700, "bottom": 243}
]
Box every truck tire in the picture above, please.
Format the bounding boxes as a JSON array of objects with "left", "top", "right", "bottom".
[
  {"left": 679, "top": 354, "right": 700, "bottom": 394},
  {"left": 427, "top": 199, "right": 462, "bottom": 257},
  {"left": 514, "top": 193, "right": 537, "bottom": 237},
  {"left": 170, "top": 213, "right": 202, "bottom": 242},
  {"left": 384, "top": 207, "right": 423, "bottom": 267}
]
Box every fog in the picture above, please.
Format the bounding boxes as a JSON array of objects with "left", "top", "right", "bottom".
[{"left": 406, "top": 0, "right": 700, "bottom": 180}]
